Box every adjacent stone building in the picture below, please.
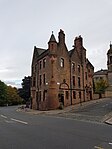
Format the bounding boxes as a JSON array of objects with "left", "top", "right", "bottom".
[
  {"left": 31, "top": 29, "right": 94, "bottom": 110},
  {"left": 93, "top": 43, "right": 112, "bottom": 97}
]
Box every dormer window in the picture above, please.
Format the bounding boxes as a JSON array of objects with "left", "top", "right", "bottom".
[
  {"left": 72, "top": 62, "right": 75, "bottom": 71},
  {"left": 39, "top": 61, "right": 42, "bottom": 69},
  {"left": 77, "top": 65, "right": 80, "bottom": 73},
  {"left": 43, "top": 58, "right": 46, "bottom": 68},
  {"left": 60, "top": 58, "right": 64, "bottom": 67}
]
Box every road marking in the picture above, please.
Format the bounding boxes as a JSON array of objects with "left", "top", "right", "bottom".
[
  {"left": 109, "top": 142, "right": 112, "bottom": 145},
  {"left": 11, "top": 118, "right": 28, "bottom": 125},
  {"left": 1, "top": 115, "right": 7, "bottom": 119},
  {"left": 94, "top": 146, "right": 104, "bottom": 149},
  {"left": 5, "top": 120, "right": 14, "bottom": 123}
]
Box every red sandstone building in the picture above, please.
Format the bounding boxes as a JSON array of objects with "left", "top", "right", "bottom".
[{"left": 31, "top": 29, "right": 94, "bottom": 110}]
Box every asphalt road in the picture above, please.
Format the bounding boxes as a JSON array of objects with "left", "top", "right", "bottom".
[
  {"left": 69, "top": 98, "right": 112, "bottom": 122},
  {"left": 0, "top": 105, "right": 112, "bottom": 149},
  {"left": 72, "top": 98, "right": 112, "bottom": 116}
]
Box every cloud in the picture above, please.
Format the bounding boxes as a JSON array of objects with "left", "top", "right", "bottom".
[
  {"left": 4, "top": 80, "right": 22, "bottom": 88},
  {"left": 0, "top": 0, "right": 112, "bottom": 83}
]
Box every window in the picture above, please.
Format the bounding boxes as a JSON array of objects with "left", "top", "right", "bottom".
[
  {"left": 43, "top": 74, "right": 45, "bottom": 85},
  {"left": 33, "top": 76, "right": 36, "bottom": 87},
  {"left": 39, "top": 61, "right": 42, "bottom": 69},
  {"left": 73, "top": 91, "right": 76, "bottom": 99},
  {"left": 72, "top": 76, "right": 75, "bottom": 86},
  {"left": 77, "top": 65, "right": 80, "bottom": 73},
  {"left": 39, "top": 75, "right": 42, "bottom": 86},
  {"left": 88, "top": 69, "right": 90, "bottom": 73},
  {"left": 66, "top": 91, "right": 69, "bottom": 99},
  {"left": 39, "top": 91, "right": 41, "bottom": 101},
  {"left": 78, "top": 77, "right": 81, "bottom": 88},
  {"left": 100, "top": 77, "right": 103, "bottom": 80},
  {"left": 85, "top": 72, "right": 87, "bottom": 80},
  {"left": 60, "top": 58, "right": 64, "bottom": 67},
  {"left": 43, "top": 58, "right": 46, "bottom": 68},
  {"left": 79, "top": 91, "right": 81, "bottom": 99},
  {"left": 72, "top": 62, "right": 75, "bottom": 71},
  {"left": 95, "top": 77, "right": 98, "bottom": 80},
  {"left": 36, "top": 92, "right": 38, "bottom": 101},
  {"left": 51, "top": 44, "right": 53, "bottom": 49},
  {"left": 43, "top": 90, "right": 47, "bottom": 101},
  {"left": 110, "top": 56, "right": 112, "bottom": 63}
]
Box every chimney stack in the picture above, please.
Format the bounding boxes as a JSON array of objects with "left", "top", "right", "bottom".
[
  {"left": 58, "top": 29, "right": 65, "bottom": 44},
  {"left": 74, "top": 35, "right": 83, "bottom": 48}
]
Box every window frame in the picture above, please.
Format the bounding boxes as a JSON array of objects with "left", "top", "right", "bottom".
[
  {"left": 60, "top": 58, "right": 64, "bottom": 68},
  {"left": 43, "top": 58, "right": 46, "bottom": 68},
  {"left": 72, "top": 62, "right": 75, "bottom": 71},
  {"left": 72, "top": 76, "right": 75, "bottom": 86},
  {"left": 73, "top": 91, "right": 76, "bottom": 99},
  {"left": 39, "top": 61, "right": 42, "bottom": 70},
  {"left": 78, "top": 77, "right": 81, "bottom": 88},
  {"left": 77, "top": 65, "right": 80, "bottom": 73}
]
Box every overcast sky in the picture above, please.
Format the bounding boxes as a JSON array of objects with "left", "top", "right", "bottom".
[{"left": 0, "top": 0, "right": 112, "bottom": 88}]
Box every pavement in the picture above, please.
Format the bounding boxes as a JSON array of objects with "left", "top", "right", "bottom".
[{"left": 18, "top": 98, "right": 112, "bottom": 125}]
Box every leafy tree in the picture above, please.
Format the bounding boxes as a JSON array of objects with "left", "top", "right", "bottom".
[
  {"left": 0, "top": 80, "right": 7, "bottom": 106},
  {"left": 95, "top": 78, "right": 108, "bottom": 98},
  {"left": 0, "top": 80, "right": 23, "bottom": 106},
  {"left": 18, "top": 76, "right": 31, "bottom": 102},
  {"left": 6, "top": 86, "right": 23, "bottom": 105}
]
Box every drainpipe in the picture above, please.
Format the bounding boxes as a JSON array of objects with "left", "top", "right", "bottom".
[
  {"left": 70, "top": 59, "right": 72, "bottom": 105},
  {"left": 82, "top": 64, "right": 85, "bottom": 102},
  {"left": 36, "top": 62, "right": 39, "bottom": 110},
  {"left": 81, "top": 49, "right": 85, "bottom": 102}
]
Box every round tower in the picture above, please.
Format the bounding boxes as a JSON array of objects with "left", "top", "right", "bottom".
[
  {"left": 107, "top": 42, "right": 112, "bottom": 72},
  {"left": 48, "top": 31, "right": 57, "bottom": 56}
]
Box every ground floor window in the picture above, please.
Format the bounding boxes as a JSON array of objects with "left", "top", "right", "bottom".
[
  {"left": 65, "top": 91, "right": 69, "bottom": 99},
  {"left": 79, "top": 91, "right": 81, "bottom": 99},
  {"left": 39, "top": 91, "right": 41, "bottom": 101},
  {"left": 43, "top": 90, "right": 47, "bottom": 101},
  {"left": 73, "top": 91, "right": 76, "bottom": 99}
]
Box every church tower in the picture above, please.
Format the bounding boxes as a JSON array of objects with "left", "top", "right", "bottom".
[
  {"left": 107, "top": 42, "right": 112, "bottom": 86},
  {"left": 107, "top": 42, "right": 112, "bottom": 71}
]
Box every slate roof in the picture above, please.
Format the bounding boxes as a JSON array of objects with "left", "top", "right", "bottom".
[
  {"left": 86, "top": 59, "right": 94, "bottom": 69},
  {"left": 94, "top": 69, "right": 108, "bottom": 75},
  {"left": 37, "top": 48, "right": 46, "bottom": 55},
  {"left": 68, "top": 49, "right": 74, "bottom": 57},
  {"left": 48, "top": 33, "right": 57, "bottom": 43}
]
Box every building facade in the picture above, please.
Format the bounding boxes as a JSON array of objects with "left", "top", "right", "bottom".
[
  {"left": 31, "top": 29, "right": 94, "bottom": 110},
  {"left": 93, "top": 43, "right": 112, "bottom": 97}
]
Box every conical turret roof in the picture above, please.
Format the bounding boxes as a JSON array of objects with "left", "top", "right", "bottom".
[{"left": 48, "top": 32, "right": 57, "bottom": 43}]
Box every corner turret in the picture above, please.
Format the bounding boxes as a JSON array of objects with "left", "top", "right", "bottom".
[{"left": 48, "top": 31, "right": 57, "bottom": 55}]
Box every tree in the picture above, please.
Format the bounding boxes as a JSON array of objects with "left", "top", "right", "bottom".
[
  {"left": 0, "top": 80, "right": 7, "bottom": 106},
  {"left": 6, "top": 86, "right": 23, "bottom": 105},
  {"left": 0, "top": 80, "right": 23, "bottom": 106},
  {"left": 18, "top": 76, "right": 31, "bottom": 102},
  {"left": 95, "top": 79, "right": 108, "bottom": 98}
]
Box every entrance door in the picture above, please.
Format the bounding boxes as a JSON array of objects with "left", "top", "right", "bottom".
[
  {"left": 89, "top": 91, "right": 92, "bottom": 100},
  {"left": 60, "top": 94, "right": 64, "bottom": 105},
  {"left": 58, "top": 93, "right": 64, "bottom": 105}
]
